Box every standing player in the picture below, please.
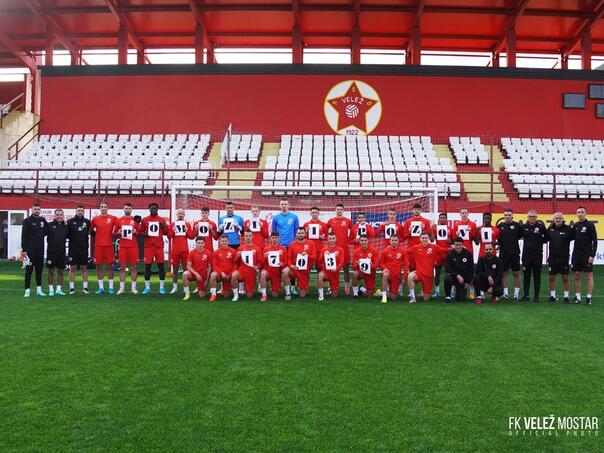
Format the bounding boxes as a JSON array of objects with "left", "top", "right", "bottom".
[
  {"left": 182, "top": 237, "right": 212, "bottom": 300},
  {"left": 260, "top": 232, "right": 288, "bottom": 301},
  {"left": 167, "top": 208, "right": 195, "bottom": 294},
  {"left": 478, "top": 212, "right": 500, "bottom": 257},
  {"left": 208, "top": 235, "right": 237, "bottom": 301},
  {"left": 520, "top": 210, "right": 548, "bottom": 302},
  {"left": 245, "top": 206, "right": 269, "bottom": 250},
  {"left": 303, "top": 206, "right": 327, "bottom": 257},
  {"left": 272, "top": 199, "right": 300, "bottom": 247},
  {"left": 547, "top": 212, "right": 574, "bottom": 303},
  {"left": 572, "top": 206, "right": 598, "bottom": 305},
  {"left": 67, "top": 205, "right": 91, "bottom": 295},
  {"left": 327, "top": 204, "right": 353, "bottom": 294},
  {"left": 46, "top": 209, "right": 68, "bottom": 296},
  {"left": 282, "top": 227, "right": 316, "bottom": 300},
  {"left": 231, "top": 230, "right": 263, "bottom": 301},
  {"left": 474, "top": 243, "right": 504, "bottom": 304},
  {"left": 140, "top": 203, "right": 169, "bottom": 295},
  {"left": 496, "top": 208, "right": 522, "bottom": 300},
  {"left": 218, "top": 201, "right": 244, "bottom": 249},
  {"left": 351, "top": 234, "right": 379, "bottom": 298},
  {"left": 375, "top": 208, "right": 404, "bottom": 248},
  {"left": 317, "top": 232, "right": 345, "bottom": 301},
  {"left": 21, "top": 203, "right": 48, "bottom": 297},
  {"left": 431, "top": 213, "right": 452, "bottom": 298},
  {"left": 193, "top": 207, "right": 219, "bottom": 252},
  {"left": 113, "top": 203, "right": 140, "bottom": 295},
  {"left": 349, "top": 212, "right": 376, "bottom": 246},
  {"left": 406, "top": 232, "right": 451, "bottom": 303},
  {"left": 378, "top": 235, "right": 407, "bottom": 303},
  {"left": 444, "top": 238, "right": 474, "bottom": 303},
  {"left": 402, "top": 204, "right": 432, "bottom": 247},
  {"left": 452, "top": 208, "right": 478, "bottom": 254},
  {"left": 90, "top": 201, "right": 118, "bottom": 295}
]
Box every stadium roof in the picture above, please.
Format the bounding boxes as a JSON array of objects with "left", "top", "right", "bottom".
[{"left": 0, "top": 0, "right": 603, "bottom": 69}]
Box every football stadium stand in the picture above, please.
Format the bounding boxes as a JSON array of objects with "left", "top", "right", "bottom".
[
  {"left": 225, "top": 134, "right": 262, "bottom": 162},
  {"left": 449, "top": 136, "right": 490, "bottom": 164}
]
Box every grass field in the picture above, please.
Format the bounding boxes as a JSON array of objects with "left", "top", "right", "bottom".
[{"left": 0, "top": 259, "right": 602, "bottom": 452}]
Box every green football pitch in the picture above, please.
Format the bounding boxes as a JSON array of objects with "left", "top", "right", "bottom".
[{"left": 0, "top": 260, "right": 602, "bottom": 452}]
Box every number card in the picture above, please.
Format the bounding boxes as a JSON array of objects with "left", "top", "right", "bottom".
[
  {"left": 385, "top": 224, "right": 396, "bottom": 239},
  {"left": 267, "top": 251, "right": 280, "bottom": 268},
  {"left": 458, "top": 225, "right": 470, "bottom": 240},
  {"left": 410, "top": 221, "right": 423, "bottom": 237},
  {"left": 436, "top": 225, "right": 449, "bottom": 240},
  {"left": 241, "top": 251, "right": 254, "bottom": 266},
  {"left": 174, "top": 221, "right": 187, "bottom": 236},
  {"left": 249, "top": 219, "right": 261, "bottom": 232},
  {"left": 307, "top": 224, "right": 320, "bottom": 240},
  {"left": 359, "top": 258, "right": 371, "bottom": 274},
  {"left": 296, "top": 253, "right": 308, "bottom": 271},
  {"left": 197, "top": 222, "right": 210, "bottom": 236},
  {"left": 325, "top": 252, "right": 337, "bottom": 271},
  {"left": 481, "top": 227, "right": 493, "bottom": 243},
  {"left": 121, "top": 225, "right": 133, "bottom": 240},
  {"left": 148, "top": 221, "right": 160, "bottom": 237}
]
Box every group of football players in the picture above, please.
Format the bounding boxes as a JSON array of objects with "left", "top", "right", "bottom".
[{"left": 20, "top": 199, "right": 598, "bottom": 305}]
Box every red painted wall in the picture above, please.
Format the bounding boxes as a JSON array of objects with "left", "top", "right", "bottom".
[
  {"left": 0, "top": 80, "right": 24, "bottom": 105},
  {"left": 40, "top": 72, "right": 604, "bottom": 138}
]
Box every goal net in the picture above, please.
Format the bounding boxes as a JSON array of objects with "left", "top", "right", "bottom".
[{"left": 171, "top": 184, "right": 438, "bottom": 250}]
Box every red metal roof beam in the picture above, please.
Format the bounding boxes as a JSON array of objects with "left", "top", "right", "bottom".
[
  {"left": 0, "top": 29, "right": 37, "bottom": 72},
  {"left": 104, "top": 0, "right": 150, "bottom": 64},
  {"left": 188, "top": 0, "right": 215, "bottom": 63},
  {"left": 493, "top": 0, "right": 530, "bottom": 55},
  {"left": 562, "top": 0, "right": 604, "bottom": 58}
]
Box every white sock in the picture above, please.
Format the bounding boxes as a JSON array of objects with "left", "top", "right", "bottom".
[
  {"left": 587, "top": 293, "right": 592, "bottom": 299},
  {"left": 550, "top": 290, "right": 556, "bottom": 297},
  {"left": 409, "top": 289, "right": 415, "bottom": 298},
  {"left": 575, "top": 292, "right": 581, "bottom": 300},
  {"left": 285, "top": 285, "right": 291, "bottom": 295},
  {"left": 173, "top": 282, "right": 178, "bottom": 290},
  {"left": 514, "top": 287, "right": 520, "bottom": 297},
  {"left": 352, "top": 286, "right": 359, "bottom": 296},
  {"left": 564, "top": 291, "right": 569, "bottom": 298},
  {"left": 56, "top": 285, "right": 61, "bottom": 292},
  {"left": 239, "top": 282, "right": 244, "bottom": 292},
  {"left": 69, "top": 281, "right": 75, "bottom": 290},
  {"left": 131, "top": 282, "right": 137, "bottom": 291},
  {"left": 232, "top": 288, "right": 239, "bottom": 300},
  {"left": 318, "top": 288, "right": 324, "bottom": 297},
  {"left": 145, "top": 280, "right": 150, "bottom": 290},
  {"left": 210, "top": 288, "right": 217, "bottom": 296},
  {"left": 503, "top": 287, "right": 509, "bottom": 296},
  {"left": 434, "top": 287, "right": 440, "bottom": 295},
  {"left": 480, "top": 291, "right": 485, "bottom": 297},
  {"left": 159, "top": 280, "right": 165, "bottom": 289},
  {"left": 83, "top": 282, "right": 88, "bottom": 290},
  {"left": 25, "top": 288, "right": 30, "bottom": 295},
  {"left": 261, "top": 288, "right": 266, "bottom": 296},
  {"left": 49, "top": 284, "right": 54, "bottom": 291},
  {"left": 184, "top": 286, "right": 190, "bottom": 294},
  {"left": 108, "top": 279, "right": 114, "bottom": 290},
  {"left": 120, "top": 281, "right": 125, "bottom": 291},
  {"left": 98, "top": 280, "right": 104, "bottom": 290},
  {"left": 37, "top": 286, "right": 42, "bottom": 292}
]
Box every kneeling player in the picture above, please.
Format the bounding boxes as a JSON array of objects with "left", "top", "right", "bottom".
[
  {"left": 407, "top": 232, "right": 451, "bottom": 303},
  {"left": 208, "top": 235, "right": 237, "bottom": 301},
  {"left": 282, "top": 227, "right": 316, "bottom": 299},
  {"left": 317, "top": 232, "right": 345, "bottom": 301},
  {"left": 351, "top": 235, "right": 379, "bottom": 297},
  {"left": 183, "top": 237, "right": 212, "bottom": 300},
  {"left": 260, "top": 232, "right": 287, "bottom": 300},
  {"left": 231, "top": 230, "right": 263, "bottom": 301},
  {"left": 378, "top": 235, "right": 407, "bottom": 303},
  {"left": 474, "top": 244, "right": 504, "bottom": 304}
]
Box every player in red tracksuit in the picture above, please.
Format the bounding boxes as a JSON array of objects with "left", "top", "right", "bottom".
[
  {"left": 303, "top": 206, "right": 328, "bottom": 261},
  {"left": 167, "top": 208, "right": 195, "bottom": 294},
  {"left": 375, "top": 208, "right": 404, "bottom": 248},
  {"left": 140, "top": 203, "right": 170, "bottom": 294},
  {"left": 113, "top": 202, "right": 140, "bottom": 294},
  {"left": 209, "top": 235, "right": 237, "bottom": 301},
  {"left": 351, "top": 234, "right": 379, "bottom": 297},
  {"left": 317, "top": 232, "right": 345, "bottom": 300},
  {"left": 192, "top": 206, "right": 219, "bottom": 252},
  {"left": 260, "top": 232, "right": 288, "bottom": 300},
  {"left": 90, "top": 201, "right": 118, "bottom": 294},
  {"left": 326, "top": 203, "right": 353, "bottom": 293},
  {"left": 182, "top": 237, "right": 212, "bottom": 300},
  {"left": 244, "top": 206, "right": 269, "bottom": 250},
  {"left": 477, "top": 212, "right": 500, "bottom": 257},
  {"left": 452, "top": 208, "right": 479, "bottom": 254},
  {"left": 282, "top": 227, "right": 316, "bottom": 299},
  {"left": 431, "top": 212, "right": 453, "bottom": 297},
  {"left": 231, "top": 230, "right": 264, "bottom": 301},
  {"left": 379, "top": 235, "right": 407, "bottom": 303},
  {"left": 407, "top": 232, "right": 452, "bottom": 303},
  {"left": 402, "top": 203, "right": 433, "bottom": 258},
  {"left": 349, "top": 212, "right": 376, "bottom": 247}
]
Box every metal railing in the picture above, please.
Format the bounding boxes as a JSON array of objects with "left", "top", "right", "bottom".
[
  {"left": 7, "top": 119, "right": 41, "bottom": 161},
  {"left": 0, "top": 93, "right": 24, "bottom": 129}
]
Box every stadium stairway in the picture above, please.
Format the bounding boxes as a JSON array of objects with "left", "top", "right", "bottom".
[
  {"left": 456, "top": 145, "right": 509, "bottom": 202},
  {"left": 0, "top": 111, "right": 38, "bottom": 162}
]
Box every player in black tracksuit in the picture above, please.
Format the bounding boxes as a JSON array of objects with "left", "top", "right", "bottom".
[
  {"left": 443, "top": 237, "right": 474, "bottom": 302},
  {"left": 21, "top": 204, "right": 48, "bottom": 297},
  {"left": 520, "top": 211, "right": 548, "bottom": 302},
  {"left": 46, "top": 209, "right": 69, "bottom": 296},
  {"left": 496, "top": 208, "right": 522, "bottom": 300},
  {"left": 546, "top": 213, "right": 574, "bottom": 303},
  {"left": 67, "top": 205, "right": 91, "bottom": 294},
  {"left": 474, "top": 243, "right": 504, "bottom": 303},
  {"left": 572, "top": 207, "right": 598, "bottom": 305}
]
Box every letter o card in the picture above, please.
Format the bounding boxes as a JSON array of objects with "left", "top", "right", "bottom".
[
  {"left": 197, "top": 222, "right": 210, "bottom": 237},
  {"left": 385, "top": 225, "right": 396, "bottom": 239},
  {"left": 296, "top": 253, "right": 308, "bottom": 271},
  {"left": 436, "top": 225, "right": 448, "bottom": 240},
  {"left": 148, "top": 221, "right": 160, "bottom": 237}
]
